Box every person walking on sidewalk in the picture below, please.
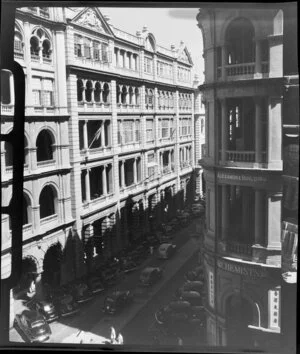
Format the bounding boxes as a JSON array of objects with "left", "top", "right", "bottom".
[
  {"left": 116, "top": 333, "right": 123, "bottom": 345},
  {"left": 110, "top": 327, "right": 116, "bottom": 344}
]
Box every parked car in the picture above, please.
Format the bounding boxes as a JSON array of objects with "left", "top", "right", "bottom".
[
  {"left": 180, "top": 280, "right": 204, "bottom": 294},
  {"left": 102, "top": 290, "right": 133, "bottom": 315},
  {"left": 51, "top": 291, "right": 80, "bottom": 317},
  {"left": 120, "top": 258, "right": 139, "bottom": 273},
  {"left": 139, "top": 267, "right": 163, "bottom": 286},
  {"left": 178, "top": 290, "right": 203, "bottom": 308},
  {"left": 154, "top": 300, "right": 204, "bottom": 335},
  {"left": 70, "top": 282, "right": 94, "bottom": 304},
  {"left": 87, "top": 276, "right": 105, "bottom": 295},
  {"left": 14, "top": 310, "right": 51, "bottom": 343},
  {"left": 157, "top": 243, "right": 177, "bottom": 259},
  {"left": 26, "top": 299, "right": 59, "bottom": 323}
]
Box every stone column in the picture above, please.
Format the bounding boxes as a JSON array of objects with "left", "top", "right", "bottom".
[
  {"left": 266, "top": 192, "right": 282, "bottom": 249},
  {"left": 255, "top": 97, "right": 263, "bottom": 163},
  {"left": 221, "top": 99, "right": 228, "bottom": 163},
  {"left": 85, "top": 169, "right": 90, "bottom": 202},
  {"left": 102, "top": 165, "right": 107, "bottom": 195},
  {"left": 101, "top": 120, "right": 105, "bottom": 147},
  {"left": 221, "top": 185, "right": 229, "bottom": 241},
  {"left": 121, "top": 160, "right": 125, "bottom": 188},
  {"left": 255, "top": 39, "right": 262, "bottom": 76},
  {"left": 221, "top": 44, "right": 227, "bottom": 80},
  {"left": 254, "top": 189, "right": 264, "bottom": 245},
  {"left": 83, "top": 120, "right": 88, "bottom": 149}
]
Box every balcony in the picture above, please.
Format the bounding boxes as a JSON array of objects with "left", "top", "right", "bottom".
[
  {"left": 1, "top": 103, "right": 14, "bottom": 116},
  {"left": 40, "top": 214, "right": 58, "bottom": 226},
  {"left": 226, "top": 62, "right": 255, "bottom": 77},
  {"left": 226, "top": 240, "right": 253, "bottom": 257},
  {"left": 77, "top": 101, "right": 111, "bottom": 113},
  {"left": 80, "top": 146, "right": 112, "bottom": 160},
  {"left": 37, "top": 159, "right": 56, "bottom": 168},
  {"left": 219, "top": 150, "right": 267, "bottom": 167},
  {"left": 42, "top": 54, "right": 52, "bottom": 64},
  {"left": 180, "top": 161, "right": 192, "bottom": 169},
  {"left": 31, "top": 53, "right": 40, "bottom": 62},
  {"left": 14, "top": 51, "right": 24, "bottom": 60},
  {"left": 116, "top": 103, "right": 140, "bottom": 113}
]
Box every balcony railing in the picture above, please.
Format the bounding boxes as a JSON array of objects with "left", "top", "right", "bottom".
[
  {"left": 226, "top": 241, "right": 253, "bottom": 256},
  {"left": 14, "top": 51, "right": 24, "bottom": 60},
  {"left": 226, "top": 150, "right": 255, "bottom": 162},
  {"left": 31, "top": 53, "right": 40, "bottom": 62},
  {"left": 1, "top": 103, "right": 14, "bottom": 115},
  {"left": 42, "top": 54, "right": 52, "bottom": 63},
  {"left": 40, "top": 214, "right": 58, "bottom": 226},
  {"left": 226, "top": 62, "right": 255, "bottom": 76},
  {"left": 37, "top": 159, "right": 55, "bottom": 167}
]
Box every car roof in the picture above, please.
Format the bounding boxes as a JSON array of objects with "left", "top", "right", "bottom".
[
  {"left": 22, "top": 310, "right": 43, "bottom": 321},
  {"left": 142, "top": 267, "right": 159, "bottom": 274},
  {"left": 158, "top": 243, "right": 172, "bottom": 251}
]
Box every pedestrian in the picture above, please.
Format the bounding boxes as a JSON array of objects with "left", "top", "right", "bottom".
[
  {"left": 117, "top": 333, "right": 123, "bottom": 345},
  {"left": 178, "top": 337, "right": 183, "bottom": 346},
  {"left": 110, "top": 326, "right": 116, "bottom": 344},
  {"left": 150, "top": 245, "right": 154, "bottom": 255}
]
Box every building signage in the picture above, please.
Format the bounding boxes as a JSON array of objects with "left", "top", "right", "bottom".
[
  {"left": 217, "top": 172, "right": 268, "bottom": 183},
  {"left": 208, "top": 270, "right": 215, "bottom": 309},
  {"left": 269, "top": 287, "right": 281, "bottom": 329},
  {"left": 217, "top": 259, "right": 268, "bottom": 278}
]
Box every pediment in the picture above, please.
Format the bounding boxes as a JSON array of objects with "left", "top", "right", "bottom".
[
  {"left": 177, "top": 47, "right": 193, "bottom": 65},
  {"left": 72, "top": 8, "right": 113, "bottom": 36}
]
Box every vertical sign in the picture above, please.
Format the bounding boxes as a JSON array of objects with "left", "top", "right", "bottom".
[
  {"left": 209, "top": 270, "right": 215, "bottom": 308},
  {"left": 269, "top": 287, "right": 281, "bottom": 329}
]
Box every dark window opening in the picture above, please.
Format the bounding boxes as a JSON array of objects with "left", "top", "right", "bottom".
[
  {"left": 36, "top": 130, "right": 53, "bottom": 161},
  {"left": 39, "top": 185, "right": 56, "bottom": 218}
]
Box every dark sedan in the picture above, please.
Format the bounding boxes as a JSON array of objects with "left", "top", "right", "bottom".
[
  {"left": 27, "top": 299, "right": 58, "bottom": 323},
  {"left": 157, "top": 243, "right": 177, "bottom": 259},
  {"left": 51, "top": 291, "right": 80, "bottom": 317},
  {"left": 14, "top": 310, "right": 51, "bottom": 343},
  {"left": 70, "top": 282, "right": 94, "bottom": 304},
  {"left": 139, "top": 267, "right": 163, "bottom": 286},
  {"left": 103, "top": 290, "right": 133, "bottom": 315}
]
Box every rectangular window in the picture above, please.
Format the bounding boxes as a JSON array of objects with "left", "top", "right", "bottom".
[
  {"left": 144, "top": 57, "right": 153, "bottom": 74},
  {"left": 84, "top": 39, "right": 91, "bottom": 59},
  {"left": 146, "top": 119, "right": 154, "bottom": 141},
  {"left": 117, "top": 120, "right": 122, "bottom": 145},
  {"left": 101, "top": 43, "right": 109, "bottom": 62},
  {"left": 32, "top": 77, "right": 42, "bottom": 106},
  {"left": 123, "top": 120, "right": 134, "bottom": 144},
  {"left": 93, "top": 43, "right": 100, "bottom": 60},
  {"left": 161, "top": 119, "right": 169, "bottom": 138},
  {"left": 135, "top": 120, "right": 140, "bottom": 142},
  {"left": 74, "top": 35, "right": 82, "bottom": 57},
  {"left": 42, "top": 79, "right": 54, "bottom": 106}
]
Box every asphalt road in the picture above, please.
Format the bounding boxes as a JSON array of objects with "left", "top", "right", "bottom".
[{"left": 10, "top": 217, "right": 204, "bottom": 346}]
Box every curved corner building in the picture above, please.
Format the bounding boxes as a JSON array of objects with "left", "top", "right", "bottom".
[{"left": 196, "top": 3, "right": 296, "bottom": 349}]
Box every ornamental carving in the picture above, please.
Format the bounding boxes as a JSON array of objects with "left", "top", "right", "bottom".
[{"left": 76, "top": 9, "right": 104, "bottom": 32}]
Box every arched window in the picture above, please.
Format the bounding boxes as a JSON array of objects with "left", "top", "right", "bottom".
[
  {"left": 23, "top": 193, "right": 31, "bottom": 225},
  {"left": 94, "top": 82, "right": 101, "bottom": 102},
  {"left": 135, "top": 88, "right": 139, "bottom": 106},
  {"left": 39, "top": 185, "right": 57, "bottom": 219},
  {"left": 129, "top": 87, "right": 134, "bottom": 105},
  {"left": 226, "top": 18, "right": 255, "bottom": 65},
  {"left": 4, "top": 141, "right": 13, "bottom": 167},
  {"left": 30, "top": 28, "right": 52, "bottom": 63},
  {"left": 121, "top": 86, "right": 127, "bottom": 104},
  {"left": 85, "top": 80, "right": 93, "bottom": 102},
  {"left": 36, "top": 129, "right": 53, "bottom": 162},
  {"left": 42, "top": 39, "right": 51, "bottom": 60},
  {"left": 14, "top": 31, "right": 24, "bottom": 58},
  {"left": 103, "top": 83, "right": 110, "bottom": 103},
  {"left": 30, "top": 36, "right": 39, "bottom": 58},
  {"left": 77, "top": 79, "right": 83, "bottom": 102}
]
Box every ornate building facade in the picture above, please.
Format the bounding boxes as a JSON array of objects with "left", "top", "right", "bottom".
[
  {"left": 197, "top": 3, "right": 297, "bottom": 350},
  {"left": 1, "top": 6, "right": 204, "bottom": 326}
]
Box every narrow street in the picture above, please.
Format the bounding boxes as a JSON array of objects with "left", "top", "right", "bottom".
[{"left": 10, "top": 218, "right": 204, "bottom": 345}]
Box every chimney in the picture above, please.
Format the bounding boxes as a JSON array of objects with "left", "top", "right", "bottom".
[
  {"left": 136, "top": 31, "right": 141, "bottom": 37},
  {"left": 142, "top": 25, "right": 148, "bottom": 32},
  {"left": 171, "top": 44, "right": 176, "bottom": 51}
]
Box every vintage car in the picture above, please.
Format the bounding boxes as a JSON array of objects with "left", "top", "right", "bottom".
[
  {"left": 157, "top": 243, "right": 177, "bottom": 259},
  {"left": 102, "top": 290, "right": 133, "bottom": 315},
  {"left": 14, "top": 310, "right": 51, "bottom": 343},
  {"left": 69, "top": 282, "right": 94, "bottom": 304},
  {"left": 184, "top": 268, "right": 204, "bottom": 282},
  {"left": 191, "top": 203, "right": 205, "bottom": 217},
  {"left": 26, "top": 299, "right": 59, "bottom": 323},
  {"left": 139, "top": 267, "right": 163, "bottom": 286},
  {"left": 154, "top": 300, "right": 204, "bottom": 335},
  {"left": 177, "top": 290, "right": 203, "bottom": 308},
  {"left": 87, "top": 276, "right": 105, "bottom": 295},
  {"left": 51, "top": 290, "right": 80, "bottom": 317}
]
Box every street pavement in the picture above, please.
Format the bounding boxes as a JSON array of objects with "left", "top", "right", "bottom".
[{"left": 9, "top": 217, "right": 203, "bottom": 345}]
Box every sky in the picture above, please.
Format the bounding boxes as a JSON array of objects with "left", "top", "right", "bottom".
[{"left": 102, "top": 7, "right": 204, "bottom": 83}]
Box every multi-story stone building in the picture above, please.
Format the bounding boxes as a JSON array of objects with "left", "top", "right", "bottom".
[
  {"left": 197, "top": 3, "right": 297, "bottom": 350},
  {"left": 1, "top": 6, "right": 203, "bottom": 326}
]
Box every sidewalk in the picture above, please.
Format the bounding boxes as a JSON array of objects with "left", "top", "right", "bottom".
[{"left": 10, "top": 218, "right": 202, "bottom": 344}]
